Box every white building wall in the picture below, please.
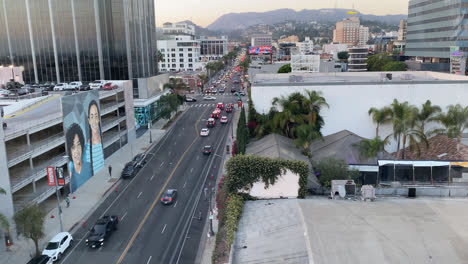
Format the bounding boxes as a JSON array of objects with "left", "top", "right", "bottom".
[
  {"left": 251, "top": 77, "right": 468, "bottom": 153},
  {"left": 157, "top": 38, "right": 203, "bottom": 72},
  {"left": 322, "top": 43, "right": 348, "bottom": 54},
  {"left": 359, "top": 26, "right": 369, "bottom": 46},
  {"left": 249, "top": 170, "right": 299, "bottom": 199}
]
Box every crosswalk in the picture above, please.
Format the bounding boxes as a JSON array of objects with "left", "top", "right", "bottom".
[{"left": 187, "top": 103, "right": 218, "bottom": 108}]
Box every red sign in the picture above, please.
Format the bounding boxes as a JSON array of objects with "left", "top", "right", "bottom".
[
  {"left": 238, "top": 101, "right": 242, "bottom": 107},
  {"left": 47, "top": 166, "right": 56, "bottom": 186}
]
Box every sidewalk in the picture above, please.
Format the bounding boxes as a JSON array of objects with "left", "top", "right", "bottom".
[
  {"left": 197, "top": 106, "right": 242, "bottom": 264},
  {"left": 0, "top": 126, "right": 167, "bottom": 264}
]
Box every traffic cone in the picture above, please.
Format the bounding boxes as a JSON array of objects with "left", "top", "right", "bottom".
[
  {"left": 115, "top": 186, "right": 118, "bottom": 192},
  {"left": 211, "top": 174, "right": 214, "bottom": 179},
  {"left": 73, "top": 196, "right": 76, "bottom": 199},
  {"left": 50, "top": 215, "right": 55, "bottom": 218},
  {"left": 82, "top": 219, "right": 85, "bottom": 228}
]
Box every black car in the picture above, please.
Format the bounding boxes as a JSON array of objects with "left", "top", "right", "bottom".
[
  {"left": 86, "top": 215, "right": 119, "bottom": 248},
  {"left": 121, "top": 162, "right": 137, "bottom": 179},
  {"left": 132, "top": 153, "right": 147, "bottom": 169},
  {"left": 160, "top": 189, "right": 177, "bottom": 205},
  {"left": 231, "top": 88, "right": 236, "bottom": 93},
  {"left": 40, "top": 82, "right": 55, "bottom": 91},
  {"left": 79, "top": 82, "right": 90, "bottom": 91},
  {"left": 26, "top": 255, "right": 52, "bottom": 264},
  {"left": 202, "top": 145, "right": 213, "bottom": 155}
]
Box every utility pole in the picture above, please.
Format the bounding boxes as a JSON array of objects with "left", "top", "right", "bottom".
[
  {"left": 208, "top": 187, "right": 215, "bottom": 236},
  {"left": 148, "top": 117, "right": 152, "bottom": 144},
  {"left": 54, "top": 168, "right": 64, "bottom": 232}
]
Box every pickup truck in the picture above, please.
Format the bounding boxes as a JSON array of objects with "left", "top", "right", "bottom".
[{"left": 85, "top": 215, "right": 119, "bottom": 248}]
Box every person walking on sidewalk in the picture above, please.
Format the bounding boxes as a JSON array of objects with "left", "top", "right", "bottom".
[
  {"left": 108, "top": 165, "right": 112, "bottom": 178},
  {"left": 66, "top": 196, "right": 70, "bottom": 208}
]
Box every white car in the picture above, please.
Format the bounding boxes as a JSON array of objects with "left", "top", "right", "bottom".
[
  {"left": 203, "top": 96, "right": 216, "bottom": 101},
  {"left": 0, "top": 89, "right": 9, "bottom": 98},
  {"left": 200, "top": 128, "right": 210, "bottom": 136},
  {"left": 90, "top": 80, "right": 106, "bottom": 90},
  {"left": 42, "top": 232, "right": 73, "bottom": 261},
  {"left": 220, "top": 116, "right": 228, "bottom": 124},
  {"left": 53, "top": 83, "right": 69, "bottom": 91},
  {"left": 68, "top": 81, "right": 82, "bottom": 90}
]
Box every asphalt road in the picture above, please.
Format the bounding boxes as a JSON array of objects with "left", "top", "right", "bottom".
[{"left": 60, "top": 75, "right": 243, "bottom": 264}]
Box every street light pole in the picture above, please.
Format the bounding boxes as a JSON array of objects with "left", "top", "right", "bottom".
[
  {"left": 208, "top": 188, "right": 215, "bottom": 236},
  {"left": 53, "top": 167, "right": 64, "bottom": 232},
  {"left": 148, "top": 118, "right": 152, "bottom": 144},
  {"left": 9, "top": 65, "right": 14, "bottom": 81}
]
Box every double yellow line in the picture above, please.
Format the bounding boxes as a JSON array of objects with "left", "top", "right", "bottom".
[
  {"left": 116, "top": 108, "right": 207, "bottom": 264},
  {"left": 4, "top": 94, "right": 59, "bottom": 118}
]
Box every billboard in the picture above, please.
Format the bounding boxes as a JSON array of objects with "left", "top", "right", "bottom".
[
  {"left": 249, "top": 45, "right": 272, "bottom": 55},
  {"left": 450, "top": 46, "right": 466, "bottom": 75},
  {"left": 62, "top": 90, "right": 104, "bottom": 192}
]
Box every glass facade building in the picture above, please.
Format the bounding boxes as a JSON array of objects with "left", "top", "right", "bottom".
[
  {"left": 406, "top": 0, "right": 468, "bottom": 58},
  {"left": 0, "top": 0, "right": 157, "bottom": 84}
]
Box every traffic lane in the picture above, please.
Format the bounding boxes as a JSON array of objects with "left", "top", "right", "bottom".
[
  {"left": 121, "top": 118, "right": 230, "bottom": 264},
  {"left": 61, "top": 107, "right": 208, "bottom": 264}
]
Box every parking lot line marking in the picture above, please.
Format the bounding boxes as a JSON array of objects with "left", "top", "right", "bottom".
[
  {"left": 169, "top": 151, "right": 171, "bottom": 155},
  {"left": 147, "top": 256, "right": 152, "bottom": 264},
  {"left": 150, "top": 174, "right": 155, "bottom": 181},
  {"left": 161, "top": 224, "right": 167, "bottom": 234},
  {"left": 190, "top": 168, "right": 194, "bottom": 173},
  {"left": 196, "top": 155, "right": 199, "bottom": 160},
  {"left": 116, "top": 108, "right": 208, "bottom": 264},
  {"left": 160, "top": 161, "right": 164, "bottom": 167},
  {"left": 174, "top": 201, "right": 178, "bottom": 208},
  {"left": 121, "top": 211, "right": 128, "bottom": 221},
  {"left": 137, "top": 192, "right": 142, "bottom": 199}
]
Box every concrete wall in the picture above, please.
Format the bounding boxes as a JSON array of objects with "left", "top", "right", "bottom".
[
  {"left": 122, "top": 81, "right": 136, "bottom": 142},
  {"left": 249, "top": 170, "right": 299, "bottom": 198},
  {"left": 0, "top": 116, "right": 15, "bottom": 249},
  {"left": 137, "top": 74, "right": 170, "bottom": 99},
  {"left": 251, "top": 81, "right": 468, "bottom": 153}
]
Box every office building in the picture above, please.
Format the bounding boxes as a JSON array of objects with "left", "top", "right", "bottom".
[
  {"left": 359, "top": 26, "right": 369, "bottom": 46},
  {"left": 0, "top": 0, "right": 157, "bottom": 84},
  {"left": 398, "top": 20, "right": 407, "bottom": 41},
  {"left": 199, "top": 36, "right": 228, "bottom": 62},
  {"left": 157, "top": 36, "right": 203, "bottom": 72},
  {"left": 278, "top": 35, "right": 299, "bottom": 43},
  {"left": 333, "top": 17, "right": 360, "bottom": 45},
  {"left": 251, "top": 33, "right": 273, "bottom": 46},
  {"left": 348, "top": 47, "right": 368, "bottom": 72},
  {"left": 322, "top": 43, "right": 348, "bottom": 55},
  {"left": 162, "top": 22, "right": 195, "bottom": 36},
  {"left": 299, "top": 37, "right": 314, "bottom": 54},
  {"left": 406, "top": 0, "right": 468, "bottom": 59}
]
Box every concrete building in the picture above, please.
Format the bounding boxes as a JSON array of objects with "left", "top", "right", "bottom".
[
  {"left": 398, "top": 19, "right": 407, "bottom": 41},
  {"left": 359, "top": 26, "right": 369, "bottom": 46},
  {"left": 322, "top": 43, "right": 348, "bottom": 55},
  {"left": 278, "top": 35, "right": 299, "bottom": 43},
  {"left": 0, "top": 85, "right": 135, "bottom": 231},
  {"left": 333, "top": 17, "right": 360, "bottom": 45},
  {"left": 251, "top": 33, "right": 273, "bottom": 47},
  {"left": 157, "top": 35, "right": 203, "bottom": 72},
  {"left": 250, "top": 71, "right": 468, "bottom": 153},
  {"left": 0, "top": 0, "right": 158, "bottom": 84},
  {"left": 162, "top": 22, "right": 195, "bottom": 36},
  {"left": 348, "top": 47, "right": 368, "bottom": 72},
  {"left": 405, "top": 0, "right": 468, "bottom": 59},
  {"left": 298, "top": 37, "right": 314, "bottom": 54},
  {"left": 291, "top": 54, "right": 320, "bottom": 73},
  {"left": 199, "top": 36, "right": 228, "bottom": 62}
]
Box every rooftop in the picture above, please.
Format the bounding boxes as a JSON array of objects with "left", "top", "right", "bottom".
[{"left": 252, "top": 71, "right": 468, "bottom": 86}]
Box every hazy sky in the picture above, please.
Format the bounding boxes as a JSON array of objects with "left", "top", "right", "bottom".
[{"left": 155, "top": 0, "right": 409, "bottom": 27}]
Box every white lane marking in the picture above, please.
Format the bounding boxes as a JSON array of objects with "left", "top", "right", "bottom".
[
  {"left": 121, "top": 211, "right": 128, "bottom": 221},
  {"left": 173, "top": 201, "right": 178, "bottom": 208},
  {"left": 169, "top": 151, "right": 171, "bottom": 155},
  {"left": 190, "top": 168, "right": 194, "bottom": 173},
  {"left": 196, "top": 155, "right": 199, "bottom": 160},
  {"left": 161, "top": 224, "right": 167, "bottom": 234},
  {"left": 183, "top": 181, "right": 186, "bottom": 188},
  {"left": 160, "top": 161, "right": 164, "bottom": 167},
  {"left": 137, "top": 192, "right": 143, "bottom": 199},
  {"left": 174, "top": 142, "right": 177, "bottom": 145},
  {"left": 147, "top": 256, "right": 152, "bottom": 264},
  {"left": 150, "top": 174, "right": 155, "bottom": 181}
]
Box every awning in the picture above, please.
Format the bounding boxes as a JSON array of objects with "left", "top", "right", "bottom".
[
  {"left": 349, "top": 165, "right": 379, "bottom": 172},
  {"left": 450, "top": 162, "right": 468, "bottom": 168},
  {"left": 378, "top": 160, "right": 450, "bottom": 167}
]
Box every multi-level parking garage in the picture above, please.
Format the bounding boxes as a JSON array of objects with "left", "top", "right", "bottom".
[{"left": 0, "top": 82, "right": 135, "bottom": 219}]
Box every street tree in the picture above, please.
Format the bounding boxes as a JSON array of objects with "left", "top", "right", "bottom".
[
  {"left": 368, "top": 106, "right": 392, "bottom": 137},
  {"left": 436, "top": 104, "right": 468, "bottom": 151},
  {"left": 277, "top": 64, "right": 291, "bottom": 73},
  {"left": 14, "top": 205, "right": 46, "bottom": 257},
  {"left": 355, "top": 136, "right": 389, "bottom": 159},
  {"left": 0, "top": 187, "right": 10, "bottom": 240},
  {"left": 417, "top": 100, "right": 441, "bottom": 136}
]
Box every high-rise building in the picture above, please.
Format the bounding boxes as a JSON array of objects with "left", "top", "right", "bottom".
[
  {"left": 406, "top": 0, "right": 468, "bottom": 58},
  {"left": 251, "top": 33, "right": 272, "bottom": 46},
  {"left": 0, "top": 0, "right": 158, "bottom": 84},
  {"left": 333, "top": 17, "right": 360, "bottom": 45},
  {"left": 359, "top": 26, "right": 369, "bottom": 46},
  {"left": 348, "top": 47, "right": 368, "bottom": 72},
  {"left": 398, "top": 20, "right": 407, "bottom": 41},
  {"left": 157, "top": 35, "right": 203, "bottom": 72},
  {"left": 199, "top": 36, "right": 228, "bottom": 62}
]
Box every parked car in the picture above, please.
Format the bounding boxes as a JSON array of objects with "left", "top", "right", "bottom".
[
  {"left": 160, "top": 189, "right": 178, "bottom": 205},
  {"left": 53, "top": 83, "right": 69, "bottom": 91},
  {"left": 90, "top": 80, "right": 106, "bottom": 90},
  {"left": 102, "top": 82, "right": 118, "bottom": 90},
  {"left": 40, "top": 82, "right": 55, "bottom": 91},
  {"left": 68, "top": 82, "right": 82, "bottom": 90},
  {"left": 121, "top": 162, "right": 137, "bottom": 179},
  {"left": 200, "top": 128, "right": 210, "bottom": 136},
  {"left": 23, "top": 84, "right": 35, "bottom": 94},
  {"left": 132, "top": 153, "right": 147, "bottom": 169},
  {"left": 9, "top": 88, "right": 28, "bottom": 96},
  {"left": 202, "top": 145, "right": 213, "bottom": 155},
  {"left": 26, "top": 255, "right": 53, "bottom": 264},
  {"left": 79, "top": 82, "right": 90, "bottom": 91},
  {"left": 0, "top": 89, "right": 9, "bottom": 98},
  {"left": 42, "top": 232, "right": 73, "bottom": 262},
  {"left": 34, "top": 87, "right": 49, "bottom": 96},
  {"left": 85, "top": 215, "right": 119, "bottom": 248}
]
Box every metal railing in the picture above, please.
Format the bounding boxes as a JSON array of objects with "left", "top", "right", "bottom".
[
  {"left": 4, "top": 115, "right": 62, "bottom": 140},
  {"left": 7, "top": 132, "right": 65, "bottom": 167},
  {"left": 1, "top": 91, "right": 47, "bottom": 101}
]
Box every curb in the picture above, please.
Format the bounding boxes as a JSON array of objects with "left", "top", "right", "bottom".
[{"left": 101, "top": 178, "right": 122, "bottom": 198}]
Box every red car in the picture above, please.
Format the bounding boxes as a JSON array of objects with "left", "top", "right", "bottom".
[
  {"left": 211, "top": 109, "right": 221, "bottom": 119},
  {"left": 216, "top": 102, "right": 224, "bottom": 110},
  {"left": 225, "top": 107, "right": 232, "bottom": 113},
  {"left": 102, "top": 82, "right": 117, "bottom": 90}
]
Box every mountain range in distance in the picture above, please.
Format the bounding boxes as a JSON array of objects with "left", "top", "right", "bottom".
[{"left": 205, "top": 8, "right": 407, "bottom": 31}]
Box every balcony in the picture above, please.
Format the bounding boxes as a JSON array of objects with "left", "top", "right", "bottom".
[
  {"left": 7, "top": 132, "right": 65, "bottom": 168},
  {"left": 10, "top": 153, "right": 67, "bottom": 193}
]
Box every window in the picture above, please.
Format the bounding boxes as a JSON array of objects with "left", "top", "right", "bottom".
[
  {"left": 189, "top": 64, "right": 193, "bottom": 67},
  {"left": 171, "top": 54, "right": 176, "bottom": 57},
  {"left": 188, "top": 53, "right": 192, "bottom": 57},
  {"left": 179, "top": 48, "right": 183, "bottom": 51},
  {"left": 188, "top": 58, "right": 193, "bottom": 62},
  {"left": 172, "top": 64, "right": 176, "bottom": 68},
  {"left": 171, "top": 48, "right": 175, "bottom": 51},
  {"left": 172, "top": 59, "right": 176, "bottom": 62},
  {"left": 162, "top": 59, "right": 165, "bottom": 62},
  {"left": 161, "top": 64, "right": 166, "bottom": 67},
  {"left": 180, "top": 64, "right": 184, "bottom": 67},
  {"left": 188, "top": 48, "right": 192, "bottom": 51},
  {"left": 179, "top": 53, "right": 183, "bottom": 57},
  {"left": 180, "top": 59, "right": 184, "bottom": 62},
  {"left": 160, "top": 49, "right": 165, "bottom": 52}
]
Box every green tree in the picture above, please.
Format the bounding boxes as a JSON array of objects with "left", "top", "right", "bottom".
[
  {"left": 14, "top": 206, "right": 46, "bottom": 257},
  {"left": 157, "top": 50, "right": 163, "bottom": 63},
  {"left": 313, "top": 157, "right": 360, "bottom": 188},
  {"left": 355, "top": 136, "right": 389, "bottom": 159},
  {"left": 158, "top": 94, "right": 181, "bottom": 119},
  {"left": 197, "top": 74, "right": 208, "bottom": 92},
  {"left": 236, "top": 107, "right": 249, "bottom": 154},
  {"left": 303, "top": 90, "right": 329, "bottom": 129},
  {"left": 381, "top": 61, "right": 406, "bottom": 71},
  {"left": 163, "top": 78, "right": 188, "bottom": 94},
  {"left": 272, "top": 93, "right": 306, "bottom": 138},
  {"left": 0, "top": 187, "right": 10, "bottom": 240},
  {"left": 277, "top": 63, "right": 291, "bottom": 73},
  {"left": 294, "top": 124, "right": 321, "bottom": 152},
  {"left": 436, "top": 104, "right": 468, "bottom": 151},
  {"left": 337, "top": 51, "right": 349, "bottom": 61},
  {"left": 417, "top": 100, "right": 441, "bottom": 136},
  {"left": 366, "top": 54, "right": 394, "bottom": 71},
  {"left": 368, "top": 106, "right": 392, "bottom": 137}
]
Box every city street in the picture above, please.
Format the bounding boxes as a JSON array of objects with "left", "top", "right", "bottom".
[{"left": 59, "top": 74, "right": 244, "bottom": 264}]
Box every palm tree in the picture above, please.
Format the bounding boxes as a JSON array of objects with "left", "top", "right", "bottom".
[
  {"left": 356, "top": 136, "right": 389, "bottom": 159},
  {"left": 368, "top": 106, "right": 392, "bottom": 137},
  {"left": 294, "top": 124, "right": 321, "bottom": 151},
  {"left": 197, "top": 74, "right": 208, "bottom": 92},
  {"left": 205, "top": 62, "right": 215, "bottom": 77},
  {"left": 271, "top": 94, "right": 306, "bottom": 138},
  {"left": 437, "top": 104, "right": 468, "bottom": 151},
  {"left": 0, "top": 187, "right": 10, "bottom": 243},
  {"left": 303, "top": 90, "right": 329, "bottom": 128},
  {"left": 386, "top": 99, "right": 427, "bottom": 159},
  {"left": 417, "top": 100, "right": 441, "bottom": 136},
  {"left": 163, "top": 78, "right": 188, "bottom": 95},
  {"left": 157, "top": 50, "right": 163, "bottom": 63}
]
